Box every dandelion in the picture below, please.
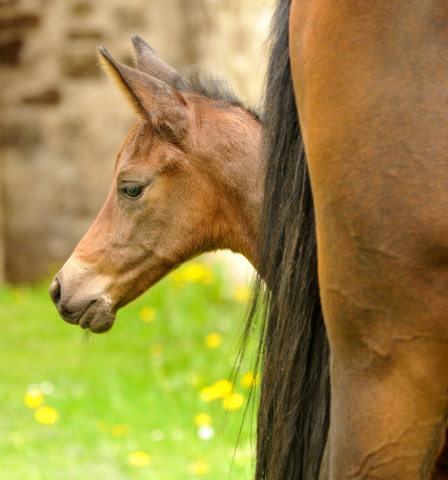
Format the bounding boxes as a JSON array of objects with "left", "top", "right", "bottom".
[
  {"left": 110, "top": 425, "right": 121, "bottom": 436},
  {"left": 191, "top": 460, "right": 210, "bottom": 475},
  {"left": 240, "top": 372, "right": 260, "bottom": 389},
  {"left": 222, "top": 392, "right": 244, "bottom": 411},
  {"left": 232, "top": 285, "right": 251, "bottom": 303},
  {"left": 110, "top": 424, "right": 129, "bottom": 437},
  {"left": 199, "top": 386, "right": 217, "bottom": 402},
  {"left": 183, "top": 264, "right": 207, "bottom": 282},
  {"left": 139, "top": 306, "right": 156, "bottom": 323},
  {"left": 34, "top": 406, "right": 59, "bottom": 425},
  {"left": 205, "top": 333, "right": 222, "bottom": 348},
  {"left": 129, "top": 451, "right": 151, "bottom": 467},
  {"left": 24, "top": 390, "right": 44, "bottom": 409},
  {"left": 194, "top": 413, "right": 212, "bottom": 427},
  {"left": 199, "top": 379, "right": 233, "bottom": 402},
  {"left": 212, "top": 379, "right": 233, "bottom": 397},
  {"left": 150, "top": 344, "right": 163, "bottom": 356}
]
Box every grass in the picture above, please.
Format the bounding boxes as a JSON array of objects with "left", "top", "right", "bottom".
[{"left": 0, "top": 260, "right": 260, "bottom": 480}]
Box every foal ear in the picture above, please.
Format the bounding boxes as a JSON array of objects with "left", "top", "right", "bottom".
[
  {"left": 132, "top": 35, "right": 191, "bottom": 90},
  {"left": 98, "top": 46, "right": 189, "bottom": 140}
]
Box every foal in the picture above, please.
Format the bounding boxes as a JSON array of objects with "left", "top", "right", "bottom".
[{"left": 49, "top": 36, "right": 262, "bottom": 333}]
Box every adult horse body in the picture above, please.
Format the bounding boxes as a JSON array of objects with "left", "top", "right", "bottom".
[{"left": 256, "top": 1, "right": 448, "bottom": 480}]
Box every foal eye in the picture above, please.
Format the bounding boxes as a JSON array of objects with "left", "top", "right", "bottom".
[{"left": 122, "top": 185, "right": 143, "bottom": 198}]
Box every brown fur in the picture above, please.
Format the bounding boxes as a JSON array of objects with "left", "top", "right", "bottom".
[
  {"left": 49, "top": 39, "right": 262, "bottom": 333},
  {"left": 131, "top": 35, "right": 191, "bottom": 91},
  {"left": 289, "top": 1, "right": 448, "bottom": 479},
  {"left": 99, "top": 46, "right": 189, "bottom": 140}
]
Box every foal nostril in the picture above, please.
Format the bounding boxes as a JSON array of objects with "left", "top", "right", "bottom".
[{"left": 49, "top": 278, "right": 61, "bottom": 307}]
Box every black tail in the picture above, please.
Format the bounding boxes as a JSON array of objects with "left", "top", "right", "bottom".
[{"left": 246, "top": 0, "right": 331, "bottom": 478}]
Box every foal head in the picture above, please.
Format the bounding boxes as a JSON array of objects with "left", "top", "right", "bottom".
[{"left": 49, "top": 37, "right": 261, "bottom": 333}]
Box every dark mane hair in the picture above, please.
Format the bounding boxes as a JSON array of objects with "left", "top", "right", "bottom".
[
  {"left": 241, "top": 0, "right": 331, "bottom": 479},
  {"left": 174, "top": 66, "right": 261, "bottom": 120}
]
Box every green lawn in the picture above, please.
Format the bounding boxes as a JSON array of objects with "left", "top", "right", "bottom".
[{"left": 0, "top": 260, "right": 259, "bottom": 480}]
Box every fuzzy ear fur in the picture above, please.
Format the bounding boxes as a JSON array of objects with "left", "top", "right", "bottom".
[
  {"left": 98, "top": 46, "right": 189, "bottom": 140},
  {"left": 131, "top": 35, "right": 191, "bottom": 90}
]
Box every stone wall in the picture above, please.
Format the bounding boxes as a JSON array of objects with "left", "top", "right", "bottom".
[{"left": 0, "top": 0, "right": 273, "bottom": 282}]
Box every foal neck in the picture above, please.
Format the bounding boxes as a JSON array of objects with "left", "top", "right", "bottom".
[{"left": 194, "top": 101, "right": 262, "bottom": 268}]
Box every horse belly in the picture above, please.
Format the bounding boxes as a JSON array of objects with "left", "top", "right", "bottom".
[{"left": 290, "top": 1, "right": 448, "bottom": 479}]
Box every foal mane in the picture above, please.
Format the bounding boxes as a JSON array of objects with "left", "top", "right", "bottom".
[{"left": 174, "top": 67, "right": 261, "bottom": 121}]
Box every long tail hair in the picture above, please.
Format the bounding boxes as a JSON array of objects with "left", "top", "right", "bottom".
[{"left": 244, "top": 0, "right": 331, "bottom": 478}]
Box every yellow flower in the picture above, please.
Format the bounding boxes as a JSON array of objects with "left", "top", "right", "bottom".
[
  {"left": 139, "top": 306, "right": 156, "bottom": 322},
  {"left": 212, "top": 379, "right": 233, "bottom": 397},
  {"left": 191, "top": 461, "right": 210, "bottom": 475},
  {"left": 150, "top": 344, "right": 163, "bottom": 357},
  {"left": 199, "top": 386, "right": 217, "bottom": 402},
  {"left": 34, "top": 406, "right": 59, "bottom": 425},
  {"left": 24, "top": 390, "right": 44, "bottom": 409},
  {"left": 205, "top": 333, "right": 222, "bottom": 348},
  {"left": 172, "top": 264, "right": 214, "bottom": 285},
  {"left": 183, "top": 264, "right": 207, "bottom": 282},
  {"left": 110, "top": 424, "right": 129, "bottom": 437},
  {"left": 240, "top": 372, "right": 260, "bottom": 389},
  {"left": 129, "top": 451, "right": 151, "bottom": 467},
  {"left": 194, "top": 413, "right": 212, "bottom": 427},
  {"left": 199, "top": 380, "right": 233, "bottom": 402},
  {"left": 232, "top": 285, "right": 251, "bottom": 303},
  {"left": 222, "top": 393, "right": 244, "bottom": 411}
]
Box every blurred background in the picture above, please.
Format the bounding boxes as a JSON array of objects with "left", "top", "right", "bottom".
[
  {"left": 0, "top": 0, "right": 273, "bottom": 283},
  {"left": 0, "top": 0, "right": 274, "bottom": 478}
]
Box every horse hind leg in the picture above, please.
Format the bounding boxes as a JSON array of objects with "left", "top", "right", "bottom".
[
  {"left": 431, "top": 430, "right": 448, "bottom": 480},
  {"left": 306, "top": 215, "right": 448, "bottom": 480},
  {"left": 320, "top": 267, "right": 448, "bottom": 480}
]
